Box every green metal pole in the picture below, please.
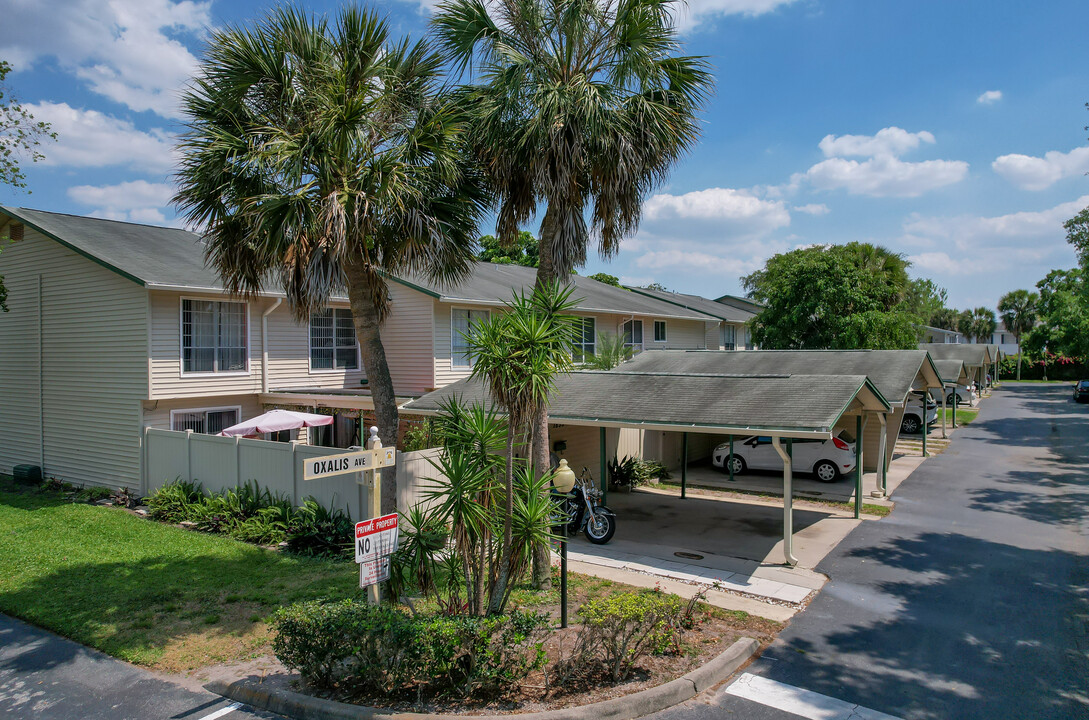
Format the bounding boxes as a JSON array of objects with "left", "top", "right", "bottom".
[
  {"left": 952, "top": 391, "right": 957, "bottom": 428},
  {"left": 599, "top": 426, "right": 608, "bottom": 504},
  {"left": 681, "top": 432, "right": 688, "bottom": 499},
  {"left": 922, "top": 411, "right": 928, "bottom": 457},
  {"left": 728, "top": 437, "right": 735, "bottom": 482},
  {"left": 855, "top": 416, "right": 863, "bottom": 520}
]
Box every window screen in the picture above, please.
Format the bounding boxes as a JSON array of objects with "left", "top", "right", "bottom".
[
  {"left": 653, "top": 320, "right": 666, "bottom": 342},
  {"left": 452, "top": 308, "right": 489, "bottom": 367},
  {"left": 622, "top": 319, "right": 643, "bottom": 349},
  {"left": 310, "top": 308, "right": 359, "bottom": 370},
  {"left": 573, "top": 317, "right": 596, "bottom": 362},
  {"left": 182, "top": 299, "right": 247, "bottom": 373},
  {"left": 172, "top": 408, "right": 239, "bottom": 434}
]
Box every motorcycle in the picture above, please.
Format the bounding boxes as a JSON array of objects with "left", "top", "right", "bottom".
[{"left": 556, "top": 467, "right": 617, "bottom": 544}]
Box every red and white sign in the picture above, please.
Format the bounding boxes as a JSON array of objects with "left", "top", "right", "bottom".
[
  {"left": 360, "top": 557, "right": 391, "bottom": 587},
  {"left": 354, "top": 512, "right": 399, "bottom": 564}
]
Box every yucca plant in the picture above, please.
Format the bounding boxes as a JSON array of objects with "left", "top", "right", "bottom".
[{"left": 579, "top": 332, "right": 633, "bottom": 370}]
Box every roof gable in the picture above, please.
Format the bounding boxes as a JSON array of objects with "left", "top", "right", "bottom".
[{"left": 624, "top": 286, "right": 756, "bottom": 322}]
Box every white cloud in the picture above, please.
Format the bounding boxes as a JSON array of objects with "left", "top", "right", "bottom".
[
  {"left": 977, "top": 90, "right": 1003, "bottom": 105},
  {"left": 26, "top": 102, "right": 177, "bottom": 174},
  {"left": 633, "top": 248, "right": 769, "bottom": 276},
  {"left": 992, "top": 147, "right": 1089, "bottom": 191},
  {"left": 643, "top": 187, "right": 791, "bottom": 237},
  {"left": 803, "top": 155, "right": 969, "bottom": 197},
  {"left": 68, "top": 180, "right": 175, "bottom": 224},
  {"left": 0, "top": 0, "right": 211, "bottom": 119},
  {"left": 619, "top": 275, "right": 656, "bottom": 287},
  {"left": 818, "top": 127, "right": 935, "bottom": 158},
  {"left": 793, "top": 203, "right": 830, "bottom": 215},
  {"left": 671, "top": 0, "right": 800, "bottom": 31},
  {"left": 902, "top": 195, "right": 1089, "bottom": 275}
]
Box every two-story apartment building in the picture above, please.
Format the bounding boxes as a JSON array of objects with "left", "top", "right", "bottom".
[
  {"left": 0, "top": 207, "right": 720, "bottom": 490},
  {"left": 625, "top": 286, "right": 757, "bottom": 350}
]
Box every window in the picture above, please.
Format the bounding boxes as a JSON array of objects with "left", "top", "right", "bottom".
[
  {"left": 744, "top": 327, "right": 753, "bottom": 350},
  {"left": 653, "top": 320, "right": 667, "bottom": 343},
  {"left": 622, "top": 319, "right": 643, "bottom": 350},
  {"left": 573, "top": 317, "right": 596, "bottom": 362},
  {"left": 181, "top": 299, "right": 247, "bottom": 373},
  {"left": 171, "top": 407, "right": 240, "bottom": 434},
  {"left": 722, "top": 325, "right": 736, "bottom": 351},
  {"left": 310, "top": 308, "right": 359, "bottom": 370},
  {"left": 452, "top": 308, "right": 490, "bottom": 367}
]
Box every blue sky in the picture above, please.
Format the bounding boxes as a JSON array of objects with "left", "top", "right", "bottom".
[{"left": 3, "top": 0, "right": 1087, "bottom": 310}]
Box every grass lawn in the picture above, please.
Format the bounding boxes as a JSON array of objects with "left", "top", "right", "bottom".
[
  {"left": 0, "top": 481, "right": 358, "bottom": 672},
  {"left": 939, "top": 407, "right": 979, "bottom": 425}
]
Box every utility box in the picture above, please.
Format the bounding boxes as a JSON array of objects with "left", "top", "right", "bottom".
[{"left": 13, "top": 464, "right": 42, "bottom": 484}]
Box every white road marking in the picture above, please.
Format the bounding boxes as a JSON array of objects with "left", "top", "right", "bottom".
[
  {"left": 725, "top": 673, "right": 904, "bottom": 720},
  {"left": 195, "top": 701, "right": 244, "bottom": 720}
]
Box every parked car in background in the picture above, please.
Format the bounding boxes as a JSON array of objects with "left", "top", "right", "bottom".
[
  {"left": 902, "top": 391, "right": 938, "bottom": 434},
  {"left": 712, "top": 432, "right": 857, "bottom": 483},
  {"left": 1073, "top": 380, "right": 1089, "bottom": 403},
  {"left": 945, "top": 385, "right": 977, "bottom": 407}
]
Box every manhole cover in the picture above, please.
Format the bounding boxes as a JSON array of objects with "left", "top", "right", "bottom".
[{"left": 674, "top": 551, "right": 704, "bottom": 560}]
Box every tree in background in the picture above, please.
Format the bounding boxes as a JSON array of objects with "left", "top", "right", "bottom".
[
  {"left": 174, "top": 7, "right": 488, "bottom": 514},
  {"left": 904, "top": 278, "right": 950, "bottom": 328},
  {"left": 742, "top": 242, "right": 917, "bottom": 349},
  {"left": 588, "top": 272, "right": 620, "bottom": 287},
  {"left": 930, "top": 307, "right": 959, "bottom": 332},
  {"left": 997, "top": 289, "right": 1039, "bottom": 379},
  {"left": 1, "top": 60, "right": 55, "bottom": 191},
  {"left": 963, "top": 307, "right": 997, "bottom": 344},
  {"left": 643, "top": 281, "right": 669, "bottom": 291},
  {"left": 434, "top": 0, "right": 712, "bottom": 587},
  {"left": 1025, "top": 270, "right": 1089, "bottom": 359},
  {"left": 478, "top": 231, "right": 539, "bottom": 267}
]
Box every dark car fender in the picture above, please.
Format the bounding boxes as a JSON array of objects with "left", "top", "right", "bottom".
[{"left": 594, "top": 506, "right": 617, "bottom": 517}]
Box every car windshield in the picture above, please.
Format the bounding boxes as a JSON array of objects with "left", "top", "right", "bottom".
[{"left": 836, "top": 430, "right": 855, "bottom": 443}]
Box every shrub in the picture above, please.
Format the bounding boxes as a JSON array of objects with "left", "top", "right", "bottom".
[
  {"left": 557, "top": 591, "right": 685, "bottom": 682},
  {"left": 146, "top": 479, "right": 203, "bottom": 523},
  {"left": 286, "top": 498, "right": 354, "bottom": 559},
  {"left": 272, "top": 599, "right": 548, "bottom": 698}
]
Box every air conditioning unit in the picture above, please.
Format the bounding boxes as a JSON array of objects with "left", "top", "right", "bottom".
[{"left": 13, "top": 464, "right": 42, "bottom": 484}]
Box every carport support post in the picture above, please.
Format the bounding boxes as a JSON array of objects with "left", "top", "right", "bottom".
[
  {"left": 855, "top": 416, "right": 863, "bottom": 519},
  {"left": 922, "top": 413, "right": 929, "bottom": 458},
  {"left": 728, "top": 437, "right": 734, "bottom": 482},
  {"left": 771, "top": 437, "right": 798, "bottom": 567},
  {"left": 876, "top": 412, "right": 888, "bottom": 496},
  {"left": 952, "top": 390, "right": 958, "bottom": 428},
  {"left": 599, "top": 426, "right": 607, "bottom": 505},
  {"left": 941, "top": 385, "right": 948, "bottom": 438},
  {"left": 681, "top": 432, "right": 688, "bottom": 499}
]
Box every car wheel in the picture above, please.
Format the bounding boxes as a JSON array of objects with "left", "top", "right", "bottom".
[
  {"left": 584, "top": 509, "right": 616, "bottom": 544},
  {"left": 814, "top": 460, "right": 839, "bottom": 483},
  {"left": 901, "top": 415, "right": 921, "bottom": 434},
  {"left": 723, "top": 455, "right": 746, "bottom": 475}
]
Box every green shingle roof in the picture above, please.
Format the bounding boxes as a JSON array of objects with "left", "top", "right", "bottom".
[
  {"left": 400, "top": 370, "right": 888, "bottom": 436},
  {"left": 615, "top": 349, "right": 940, "bottom": 405},
  {"left": 917, "top": 343, "right": 991, "bottom": 366},
  {"left": 932, "top": 358, "right": 969, "bottom": 385},
  {"left": 623, "top": 286, "right": 757, "bottom": 323}
]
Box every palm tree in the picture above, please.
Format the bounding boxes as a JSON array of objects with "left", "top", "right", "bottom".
[
  {"left": 968, "top": 307, "right": 997, "bottom": 344},
  {"left": 433, "top": 0, "right": 713, "bottom": 584},
  {"left": 998, "top": 290, "right": 1039, "bottom": 380},
  {"left": 467, "top": 282, "right": 579, "bottom": 612},
  {"left": 174, "top": 6, "right": 488, "bottom": 514}
]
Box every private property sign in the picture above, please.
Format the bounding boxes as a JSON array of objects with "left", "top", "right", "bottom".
[
  {"left": 355, "top": 512, "right": 399, "bottom": 588},
  {"left": 303, "top": 447, "right": 396, "bottom": 481}
]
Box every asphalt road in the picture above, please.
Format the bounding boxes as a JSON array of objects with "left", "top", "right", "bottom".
[
  {"left": 2, "top": 383, "right": 1086, "bottom": 720},
  {"left": 0, "top": 612, "right": 281, "bottom": 720},
  {"left": 649, "top": 382, "right": 1089, "bottom": 720}
]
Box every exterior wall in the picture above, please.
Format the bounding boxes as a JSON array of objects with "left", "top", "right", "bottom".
[
  {"left": 380, "top": 282, "right": 435, "bottom": 394},
  {"left": 433, "top": 304, "right": 712, "bottom": 389},
  {"left": 141, "top": 394, "right": 264, "bottom": 431},
  {"left": 0, "top": 223, "right": 147, "bottom": 489},
  {"left": 705, "top": 322, "right": 722, "bottom": 351}
]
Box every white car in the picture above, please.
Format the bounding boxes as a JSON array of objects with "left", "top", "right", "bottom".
[
  {"left": 712, "top": 432, "right": 857, "bottom": 483},
  {"left": 902, "top": 391, "right": 938, "bottom": 434},
  {"left": 944, "top": 386, "right": 976, "bottom": 407}
]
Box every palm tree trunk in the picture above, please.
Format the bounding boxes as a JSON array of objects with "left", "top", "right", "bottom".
[
  {"left": 1016, "top": 344, "right": 1023, "bottom": 381},
  {"left": 343, "top": 257, "right": 399, "bottom": 517},
  {"left": 489, "top": 419, "right": 518, "bottom": 614},
  {"left": 529, "top": 204, "right": 561, "bottom": 590}
]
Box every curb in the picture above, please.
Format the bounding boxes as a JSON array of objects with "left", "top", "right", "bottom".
[{"left": 205, "top": 637, "right": 760, "bottom": 720}]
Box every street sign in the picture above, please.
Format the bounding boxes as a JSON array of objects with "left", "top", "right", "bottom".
[
  {"left": 354, "top": 512, "right": 399, "bottom": 564},
  {"left": 304, "top": 447, "right": 396, "bottom": 481}
]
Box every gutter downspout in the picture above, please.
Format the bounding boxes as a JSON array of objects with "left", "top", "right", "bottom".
[
  {"left": 262, "top": 298, "right": 283, "bottom": 393},
  {"left": 772, "top": 436, "right": 799, "bottom": 567}
]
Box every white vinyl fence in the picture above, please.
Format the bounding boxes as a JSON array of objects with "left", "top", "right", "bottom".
[{"left": 143, "top": 428, "right": 445, "bottom": 520}]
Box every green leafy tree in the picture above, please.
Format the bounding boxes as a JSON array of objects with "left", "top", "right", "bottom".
[
  {"left": 434, "top": 0, "right": 712, "bottom": 586},
  {"left": 997, "top": 289, "right": 1039, "bottom": 379},
  {"left": 174, "top": 7, "right": 488, "bottom": 514},
  {"left": 930, "top": 307, "right": 959, "bottom": 332},
  {"left": 643, "top": 282, "right": 669, "bottom": 291},
  {"left": 742, "top": 243, "right": 917, "bottom": 349},
  {"left": 588, "top": 272, "right": 620, "bottom": 287},
  {"left": 478, "top": 231, "right": 539, "bottom": 267},
  {"left": 1, "top": 60, "right": 56, "bottom": 191},
  {"left": 962, "top": 307, "right": 997, "bottom": 344},
  {"left": 904, "top": 278, "right": 949, "bottom": 327},
  {"left": 466, "top": 282, "right": 579, "bottom": 613},
  {"left": 1025, "top": 269, "right": 1089, "bottom": 359}
]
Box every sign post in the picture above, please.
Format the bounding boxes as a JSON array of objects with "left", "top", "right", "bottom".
[{"left": 304, "top": 426, "right": 395, "bottom": 605}]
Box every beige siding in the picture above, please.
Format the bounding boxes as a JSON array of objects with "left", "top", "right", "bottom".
[
  {"left": 381, "top": 283, "right": 435, "bottom": 394},
  {"left": 142, "top": 394, "right": 264, "bottom": 431},
  {"left": 433, "top": 301, "right": 475, "bottom": 388},
  {"left": 149, "top": 290, "right": 261, "bottom": 399},
  {"left": 264, "top": 299, "right": 367, "bottom": 393},
  {"left": 705, "top": 322, "right": 723, "bottom": 351},
  {"left": 0, "top": 223, "right": 147, "bottom": 489}
]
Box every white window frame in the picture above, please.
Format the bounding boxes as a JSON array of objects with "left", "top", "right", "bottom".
[
  {"left": 451, "top": 307, "right": 491, "bottom": 368},
  {"left": 169, "top": 405, "right": 243, "bottom": 434},
  {"left": 308, "top": 307, "right": 361, "bottom": 373},
  {"left": 622, "top": 319, "right": 644, "bottom": 351},
  {"left": 179, "top": 297, "right": 250, "bottom": 376},
  {"left": 573, "top": 316, "right": 596, "bottom": 362},
  {"left": 653, "top": 320, "right": 667, "bottom": 343},
  {"left": 722, "top": 324, "right": 736, "bottom": 351}
]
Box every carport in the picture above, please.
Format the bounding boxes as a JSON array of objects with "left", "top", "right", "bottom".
[
  {"left": 932, "top": 358, "right": 971, "bottom": 433},
  {"left": 919, "top": 343, "right": 992, "bottom": 397},
  {"left": 400, "top": 370, "right": 890, "bottom": 566},
  {"left": 616, "top": 349, "right": 944, "bottom": 491}
]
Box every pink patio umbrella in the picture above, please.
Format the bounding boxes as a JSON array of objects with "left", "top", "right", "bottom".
[{"left": 218, "top": 409, "right": 334, "bottom": 437}]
